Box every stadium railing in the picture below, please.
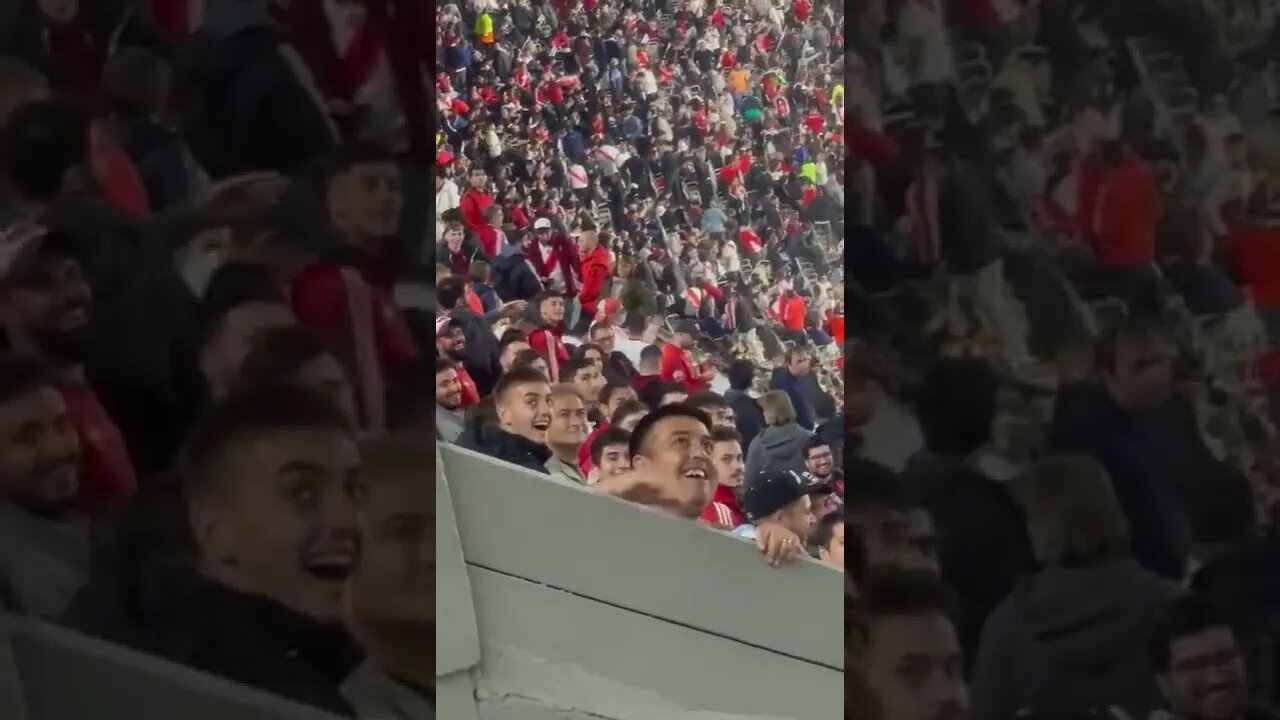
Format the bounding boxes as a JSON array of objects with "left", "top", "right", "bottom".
[
  {"left": 0, "top": 611, "right": 347, "bottom": 719},
  {"left": 437, "top": 442, "right": 844, "bottom": 720}
]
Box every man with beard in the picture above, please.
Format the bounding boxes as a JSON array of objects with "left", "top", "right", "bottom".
[
  {"left": 544, "top": 384, "right": 589, "bottom": 484},
  {"left": 589, "top": 318, "right": 637, "bottom": 383},
  {"left": 434, "top": 358, "right": 465, "bottom": 442},
  {"left": 805, "top": 436, "right": 844, "bottom": 520},
  {"left": 698, "top": 427, "right": 746, "bottom": 530},
  {"left": 1150, "top": 594, "right": 1280, "bottom": 720},
  {"left": 433, "top": 317, "right": 478, "bottom": 409},
  {"left": 342, "top": 436, "right": 433, "bottom": 718},
  {"left": 858, "top": 567, "right": 968, "bottom": 720},
  {"left": 0, "top": 354, "right": 87, "bottom": 618},
  {"left": 0, "top": 224, "right": 135, "bottom": 518},
  {"left": 527, "top": 291, "right": 569, "bottom": 380},
  {"left": 436, "top": 275, "right": 526, "bottom": 395},
  {"left": 594, "top": 405, "right": 805, "bottom": 567},
  {"left": 458, "top": 367, "right": 552, "bottom": 474}
]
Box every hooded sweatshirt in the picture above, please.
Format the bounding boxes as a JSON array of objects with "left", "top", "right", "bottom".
[
  {"left": 970, "top": 559, "right": 1178, "bottom": 720},
  {"left": 744, "top": 423, "right": 811, "bottom": 480}
]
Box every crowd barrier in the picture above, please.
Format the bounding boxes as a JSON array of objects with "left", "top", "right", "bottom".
[
  {"left": 0, "top": 611, "right": 347, "bottom": 719},
  {"left": 437, "top": 443, "right": 844, "bottom": 720}
]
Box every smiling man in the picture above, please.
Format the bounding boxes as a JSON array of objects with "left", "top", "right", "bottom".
[
  {"left": 544, "top": 384, "right": 590, "bottom": 484},
  {"left": 0, "top": 354, "right": 87, "bottom": 618},
  {"left": 0, "top": 224, "right": 136, "bottom": 518},
  {"left": 172, "top": 383, "right": 365, "bottom": 714},
  {"left": 458, "top": 367, "right": 553, "bottom": 474},
  {"left": 1150, "top": 594, "right": 1280, "bottom": 720}
]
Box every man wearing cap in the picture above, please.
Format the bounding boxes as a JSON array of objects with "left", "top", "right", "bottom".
[
  {"left": 732, "top": 468, "right": 823, "bottom": 545},
  {"left": 660, "top": 319, "right": 715, "bottom": 394},
  {"left": 0, "top": 225, "right": 136, "bottom": 519},
  {"left": 434, "top": 316, "right": 479, "bottom": 409},
  {"left": 526, "top": 219, "right": 580, "bottom": 303}
]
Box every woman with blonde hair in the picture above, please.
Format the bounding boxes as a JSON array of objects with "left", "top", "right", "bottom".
[
  {"left": 969, "top": 454, "right": 1179, "bottom": 720},
  {"left": 744, "top": 390, "right": 812, "bottom": 480}
]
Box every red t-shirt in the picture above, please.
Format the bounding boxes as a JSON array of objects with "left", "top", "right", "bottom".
[
  {"left": 659, "top": 342, "right": 707, "bottom": 393},
  {"left": 62, "top": 382, "right": 136, "bottom": 518},
  {"left": 699, "top": 484, "right": 744, "bottom": 529}
]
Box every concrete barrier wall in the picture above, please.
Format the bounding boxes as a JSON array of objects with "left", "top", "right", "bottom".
[
  {"left": 437, "top": 443, "right": 843, "bottom": 720},
  {"left": 0, "top": 613, "right": 348, "bottom": 719}
]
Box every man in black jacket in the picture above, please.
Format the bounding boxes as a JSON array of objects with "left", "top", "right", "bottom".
[
  {"left": 588, "top": 320, "right": 637, "bottom": 384},
  {"left": 458, "top": 367, "right": 552, "bottom": 474},
  {"left": 63, "top": 385, "right": 364, "bottom": 715},
  {"left": 724, "top": 359, "right": 765, "bottom": 450}
]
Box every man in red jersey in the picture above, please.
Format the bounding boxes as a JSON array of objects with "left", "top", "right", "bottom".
[
  {"left": 698, "top": 427, "right": 746, "bottom": 530},
  {"left": 659, "top": 319, "right": 715, "bottom": 393},
  {"left": 458, "top": 166, "right": 493, "bottom": 231},
  {"left": 527, "top": 291, "right": 570, "bottom": 381}
]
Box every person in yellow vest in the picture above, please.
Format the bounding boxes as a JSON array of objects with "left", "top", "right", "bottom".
[{"left": 476, "top": 12, "right": 494, "bottom": 44}]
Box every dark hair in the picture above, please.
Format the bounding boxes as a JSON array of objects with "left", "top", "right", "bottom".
[
  {"left": 385, "top": 360, "right": 436, "bottom": 432},
  {"left": 685, "top": 390, "right": 727, "bottom": 413},
  {"left": 103, "top": 46, "right": 170, "bottom": 118},
  {"left": 640, "top": 380, "right": 684, "bottom": 410},
  {"left": 510, "top": 349, "right": 545, "bottom": 370},
  {"left": 710, "top": 427, "right": 743, "bottom": 445},
  {"left": 812, "top": 391, "right": 836, "bottom": 421},
  {"left": 856, "top": 567, "right": 955, "bottom": 644},
  {"left": 437, "top": 276, "right": 467, "bottom": 310},
  {"left": 610, "top": 398, "right": 648, "bottom": 425},
  {"left": 320, "top": 141, "right": 396, "bottom": 187},
  {"left": 177, "top": 384, "right": 355, "bottom": 496},
  {"left": 810, "top": 512, "right": 843, "bottom": 554},
  {"left": 467, "top": 260, "right": 490, "bottom": 284},
  {"left": 1149, "top": 593, "right": 1235, "bottom": 673},
  {"left": 1096, "top": 314, "right": 1167, "bottom": 375},
  {"left": 493, "top": 367, "right": 551, "bottom": 406},
  {"left": 590, "top": 426, "right": 632, "bottom": 465},
  {"left": 237, "top": 326, "right": 337, "bottom": 390},
  {"left": 600, "top": 381, "right": 631, "bottom": 406},
  {"left": 846, "top": 457, "right": 910, "bottom": 514},
  {"left": 916, "top": 357, "right": 999, "bottom": 455},
  {"left": 560, "top": 357, "right": 592, "bottom": 382},
  {"left": 579, "top": 342, "right": 605, "bottom": 360},
  {"left": 628, "top": 404, "right": 711, "bottom": 458},
  {"left": 589, "top": 322, "right": 614, "bottom": 340},
  {"left": 198, "top": 262, "right": 287, "bottom": 346},
  {"left": 804, "top": 434, "right": 832, "bottom": 457},
  {"left": 0, "top": 353, "right": 59, "bottom": 405},
  {"left": 726, "top": 359, "right": 754, "bottom": 390},
  {"left": 0, "top": 98, "right": 91, "bottom": 203}
]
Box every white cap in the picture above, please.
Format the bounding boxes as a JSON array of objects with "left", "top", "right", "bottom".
[{"left": 534, "top": 218, "right": 552, "bottom": 230}]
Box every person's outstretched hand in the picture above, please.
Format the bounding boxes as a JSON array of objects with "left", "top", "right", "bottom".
[
  {"left": 196, "top": 172, "right": 290, "bottom": 222},
  {"left": 754, "top": 522, "right": 804, "bottom": 567},
  {"left": 498, "top": 300, "right": 528, "bottom": 318}
]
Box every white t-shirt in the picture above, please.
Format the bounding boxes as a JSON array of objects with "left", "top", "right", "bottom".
[{"left": 897, "top": 0, "right": 954, "bottom": 85}]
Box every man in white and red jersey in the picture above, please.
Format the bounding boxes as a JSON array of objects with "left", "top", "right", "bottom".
[
  {"left": 660, "top": 319, "right": 715, "bottom": 393},
  {"left": 699, "top": 427, "right": 746, "bottom": 530}
]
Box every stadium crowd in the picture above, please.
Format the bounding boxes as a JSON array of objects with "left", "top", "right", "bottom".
[
  {"left": 0, "top": 0, "right": 435, "bottom": 717},
  {"left": 431, "top": 0, "right": 849, "bottom": 570},
  {"left": 851, "top": 1, "right": 1280, "bottom": 719}
]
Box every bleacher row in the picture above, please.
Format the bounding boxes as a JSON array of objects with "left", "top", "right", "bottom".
[{"left": 0, "top": 613, "right": 343, "bottom": 719}]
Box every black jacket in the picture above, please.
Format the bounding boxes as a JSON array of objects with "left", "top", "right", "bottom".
[
  {"left": 724, "top": 389, "right": 765, "bottom": 450},
  {"left": 179, "top": 0, "right": 334, "bottom": 178},
  {"left": 447, "top": 305, "right": 502, "bottom": 397},
  {"left": 493, "top": 244, "right": 543, "bottom": 302},
  {"left": 902, "top": 452, "right": 1033, "bottom": 669},
  {"left": 63, "top": 561, "right": 360, "bottom": 715},
  {"left": 603, "top": 350, "right": 637, "bottom": 385},
  {"left": 111, "top": 118, "right": 199, "bottom": 213},
  {"left": 457, "top": 423, "right": 552, "bottom": 475}
]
